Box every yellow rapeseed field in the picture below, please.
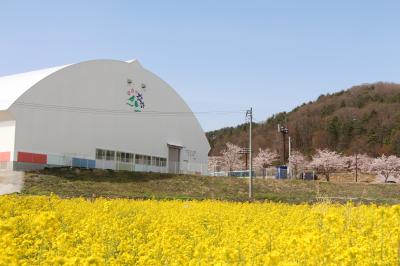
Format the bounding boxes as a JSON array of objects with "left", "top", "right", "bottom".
[{"left": 0, "top": 195, "right": 399, "bottom": 265}]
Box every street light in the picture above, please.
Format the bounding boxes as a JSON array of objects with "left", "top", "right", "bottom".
[{"left": 278, "top": 124, "right": 289, "bottom": 164}]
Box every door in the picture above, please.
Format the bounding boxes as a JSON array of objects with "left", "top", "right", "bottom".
[{"left": 168, "top": 146, "right": 181, "bottom": 173}]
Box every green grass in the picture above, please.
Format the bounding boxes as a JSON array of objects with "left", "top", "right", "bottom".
[{"left": 20, "top": 167, "right": 400, "bottom": 204}]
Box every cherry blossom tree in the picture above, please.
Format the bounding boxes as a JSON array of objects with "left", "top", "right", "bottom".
[
  {"left": 253, "top": 148, "right": 278, "bottom": 169},
  {"left": 208, "top": 156, "right": 223, "bottom": 175},
  {"left": 221, "top": 142, "right": 243, "bottom": 171},
  {"left": 253, "top": 148, "right": 278, "bottom": 178},
  {"left": 289, "top": 151, "right": 307, "bottom": 179},
  {"left": 370, "top": 155, "right": 400, "bottom": 183},
  {"left": 344, "top": 154, "right": 373, "bottom": 182},
  {"left": 309, "top": 149, "right": 346, "bottom": 181}
]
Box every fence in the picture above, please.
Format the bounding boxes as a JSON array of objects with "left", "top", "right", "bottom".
[
  {"left": 208, "top": 167, "right": 277, "bottom": 178},
  {"left": 0, "top": 162, "right": 13, "bottom": 171},
  {"left": 0, "top": 153, "right": 209, "bottom": 175}
]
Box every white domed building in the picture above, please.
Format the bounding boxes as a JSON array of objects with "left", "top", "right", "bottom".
[{"left": 0, "top": 59, "right": 210, "bottom": 174}]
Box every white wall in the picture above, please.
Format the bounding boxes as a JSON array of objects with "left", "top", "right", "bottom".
[
  {"left": 9, "top": 60, "right": 210, "bottom": 167},
  {"left": 0, "top": 120, "right": 15, "bottom": 160}
]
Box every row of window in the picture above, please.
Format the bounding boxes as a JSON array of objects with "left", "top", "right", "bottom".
[
  {"left": 152, "top": 157, "right": 167, "bottom": 167},
  {"left": 95, "top": 149, "right": 116, "bottom": 161},
  {"left": 95, "top": 149, "right": 166, "bottom": 167}
]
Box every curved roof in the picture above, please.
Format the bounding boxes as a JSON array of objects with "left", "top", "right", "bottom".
[
  {"left": 0, "top": 64, "right": 69, "bottom": 110},
  {"left": 0, "top": 59, "right": 138, "bottom": 110}
]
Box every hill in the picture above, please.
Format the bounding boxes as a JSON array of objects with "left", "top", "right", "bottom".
[
  {"left": 207, "top": 82, "right": 400, "bottom": 158},
  {"left": 20, "top": 168, "right": 400, "bottom": 204}
]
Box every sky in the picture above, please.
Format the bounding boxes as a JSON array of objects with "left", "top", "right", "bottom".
[{"left": 1, "top": 1, "right": 400, "bottom": 131}]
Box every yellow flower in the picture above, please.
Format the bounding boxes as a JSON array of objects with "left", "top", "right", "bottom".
[{"left": 0, "top": 195, "right": 398, "bottom": 265}]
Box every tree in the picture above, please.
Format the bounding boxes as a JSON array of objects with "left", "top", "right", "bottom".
[
  {"left": 208, "top": 156, "right": 223, "bottom": 175},
  {"left": 253, "top": 148, "right": 278, "bottom": 177},
  {"left": 327, "top": 116, "right": 341, "bottom": 148},
  {"left": 370, "top": 155, "right": 400, "bottom": 183},
  {"left": 289, "top": 151, "right": 307, "bottom": 179},
  {"left": 221, "top": 142, "right": 242, "bottom": 171},
  {"left": 309, "top": 149, "right": 346, "bottom": 181},
  {"left": 343, "top": 154, "right": 372, "bottom": 182}
]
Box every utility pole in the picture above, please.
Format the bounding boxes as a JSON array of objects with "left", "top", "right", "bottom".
[
  {"left": 288, "top": 136, "right": 291, "bottom": 178},
  {"left": 239, "top": 148, "right": 250, "bottom": 169},
  {"left": 283, "top": 133, "right": 286, "bottom": 163},
  {"left": 355, "top": 153, "right": 358, "bottom": 183},
  {"left": 246, "top": 108, "right": 253, "bottom": 200},
  {"left": 278, "top": 124, "right": 289, "bottom": 164},
  {"left": 352, "top": 117, "right": 359, "bottom": 183}
]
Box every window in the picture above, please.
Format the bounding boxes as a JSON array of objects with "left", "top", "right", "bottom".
[
  {"left": 96, "top": 149, "right": 105, "bottom": 160},
  {"left": 151, "top": 157, "right": 167, "bottom": 167},
  {"left": 106, "top": 150, "right": 115, "bottom": 161},
  {"left": 160, "top": 158, "right": 167, "bottom": 167},
  {"left": 96, "top": 149, "right": 116, "bottom": 161},
  {"left": 144, "top": 155, "right": 151, "bottom": 165},
  {"left": 135, "top": 154, "right": 143, "bottom": 164},
  {"left": 126, "top": 153, "right": 134, "bottom": 162},
  {"left": 152, "top": 157, "right": 160, "bottom": 166},
  {"left": 135, "top": 154, "right": 153, "bottom": 165},
  {"left": 116, "top": 152, "right": 123, "bottom": 162},
  {"left": 117, "top": 152, "right": 134, "bottom": 163},
  {"left": 97, "top": 149, "right": 168, "bottom": 167}
]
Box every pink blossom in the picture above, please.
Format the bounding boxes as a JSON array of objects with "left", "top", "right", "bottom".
[
  {"left": 309, "top": 149, "right": 346, "bottom": 181},
  {"left": 221, "top": 142, "right": 243, "bottom": 171},
  {"left": 253, "top": 148, "right": 278, "bottom": 170},
  {"left": 288, "top": 151, "right": 307, "bottom": 178},
  {"left": 370, "top": 155, "right": 400, "bottom": 183},
  {"left": 343, "top": 154, "right": 373, "bottom": 182},
  {"left": 208, "top": 156, "right": 223, "bottom": 173}
]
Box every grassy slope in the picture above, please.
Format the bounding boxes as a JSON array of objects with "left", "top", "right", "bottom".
[{"left": 21, "top": 168, "right": 400, "bottom": 204}]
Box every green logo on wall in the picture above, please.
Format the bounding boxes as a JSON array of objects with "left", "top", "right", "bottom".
[{"left": 126, "top": 83, "right": 145, "bottom": 112}]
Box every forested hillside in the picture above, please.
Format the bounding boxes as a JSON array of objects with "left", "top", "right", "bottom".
[{"left": 207, "top": 82, "right": 400, "bottom": 158}]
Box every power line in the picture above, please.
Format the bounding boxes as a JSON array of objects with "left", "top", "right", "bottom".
[{"left": 14, "top": 102, "right": 246, "bottom": 117}]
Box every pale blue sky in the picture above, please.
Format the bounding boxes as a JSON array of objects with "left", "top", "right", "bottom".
[{"left": 1, "top": 1, "right": 399, "bottom": 131}]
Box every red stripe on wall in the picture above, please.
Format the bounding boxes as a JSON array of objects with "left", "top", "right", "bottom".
[
  {"left": 33, "top": 154, "right": 47, "bottom": 164},
  {"left": 18, "top": 152, "right": 33, "bottom": 163},
  {"left": 18, "top": 152, "right": 47, "bottom": 164},
  {"left": 0, "top": 152, "right": 10, "bottom": 162}
]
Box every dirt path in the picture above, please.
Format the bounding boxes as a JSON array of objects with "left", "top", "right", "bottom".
[{"left": 0, "top": 170, "right": 24, "bottom": 195}]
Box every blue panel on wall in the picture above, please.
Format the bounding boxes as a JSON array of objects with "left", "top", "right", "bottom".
[
  {"left": 72, "top": 158, "right": 81, "bottom": 167},
  {"left": 88, "top": 160, "right": 95, "bottom": 169},
  {"left": 72, "top": 158, "right": 95, "bottom": 169}
]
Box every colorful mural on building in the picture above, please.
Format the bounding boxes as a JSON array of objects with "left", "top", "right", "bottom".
[{"left": 126, "top": 82, "right": 145, "bottom": 112}]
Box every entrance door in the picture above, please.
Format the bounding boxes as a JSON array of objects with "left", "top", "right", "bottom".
[{"left": 168, "top": 146, "right": 181, "bottom": 173}]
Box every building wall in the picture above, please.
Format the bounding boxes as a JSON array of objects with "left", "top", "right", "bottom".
[
  {"left": 0, "top": 120, "right": 15, "bottom": 162},
  {"left": 8, "top": 60, "right": 210, "bottom": 171}
]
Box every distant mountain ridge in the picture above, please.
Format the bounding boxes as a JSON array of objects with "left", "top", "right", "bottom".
[{"left": 207, "top": 82, "right": 400, "bottom": 159}]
